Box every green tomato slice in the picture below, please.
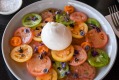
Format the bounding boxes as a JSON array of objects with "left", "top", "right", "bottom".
[
  {"left": 88, "top": 49, "right": 109, "bottom": 67},
  {"left": 87, "top": 18, "right": 101, "bottom": 29},
  {"left": 55, "top": 13, "right": 74, "bottom": 26},
  {"left": 22, "top": 13, "right": 42, "bottom": 28},
  {"left": 53, "top": 61, "right": 69, "bottom": 79}
]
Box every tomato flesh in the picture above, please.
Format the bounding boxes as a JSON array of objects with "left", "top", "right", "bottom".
[
  {"left": 88, "top": 49, "right": 109, "bottom": 67},
  {"left": 14, "top": 27, "right": 34, "bottom": 44},
  {"left": 22, "top": 13, "right": 42, "bottom": 28},
  {"left": 51, "top": 45, "right": 74, "bottom": 62},
  {"left": 86, "top": 29, "right": 108, "bottom": 48},
  {"left": 69, "top": 45, "right": 87, "bottom": 66},
  {"left": 10, "top": 44, "right": 33, "bottom": 62},
  {"left": 26, "top": 54, "right": 51, "bottom": 76}
]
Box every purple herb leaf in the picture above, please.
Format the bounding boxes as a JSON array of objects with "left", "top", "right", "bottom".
[
  {"left": 91, "top": 50, "right": 99, "bottom": 57},
  {"left": 24, "top": 28, "right": 30, "bottom": 33},
  {"left": 43, "top": 68, "right": 49, "bottom": 73},
  {"left": 73, "top": 73, "right": 79, "bottom": 78},
  {"left": 61, "top": 62, "right": 66, "bottom": 68},
  {"left": 80, "top": 30, "right": 85, "bottom": 36}
]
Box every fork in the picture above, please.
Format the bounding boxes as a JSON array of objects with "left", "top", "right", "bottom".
[{"left": 108, "top": 5, "right": 119, "bottom": 31}]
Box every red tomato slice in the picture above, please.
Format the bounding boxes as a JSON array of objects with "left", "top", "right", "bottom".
[
  {"left": 86, "top": 29, "right": 108, "bottom": 48},
  {"left": 26, "top": 54, "right": 51, "bottom": 76},
  {"left": 69, "top": 45, "right": 87, "bottom": 66},
  {"left": 14, "top": 27, "right": 34, "bottom": 44},
  {"left": 70, "top": 12, "right": 87, "bottom": 23},
  {"left": 65, "top": 62, "right": 96, "bottom": 80}
]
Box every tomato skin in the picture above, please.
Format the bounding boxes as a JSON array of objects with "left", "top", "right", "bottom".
[
  {"left": 69, "top": 45, "right": 87, "bottom": 66},
  {"left": 86, "top": 29, "right": 108, "bottom": 48},
  {"left": 14, "top": 27, "right": 34, "bottom": 44},
  {"left": 70, "top": 12, "right": 87, "bottom": 23},
  {"left": 26, "top": 54, "right": 51, "bottom": 76}
]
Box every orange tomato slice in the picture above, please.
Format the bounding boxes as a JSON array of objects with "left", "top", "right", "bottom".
[
  {"left": 64, "top": 5, "right": 75, "bottom": 14},
  {"left": 38, "top": 45, "right": 49, "bottom": 54},
  {"left": 10, "top": 36, "right": 22, "bottom": 46},
  {"left": 81, "top": 42, "right": 91, "bottom": 51}
]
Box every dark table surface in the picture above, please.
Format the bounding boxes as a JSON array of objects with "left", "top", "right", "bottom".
[{"left": 0, "top": 0, "right": 119, "bottom": 80}]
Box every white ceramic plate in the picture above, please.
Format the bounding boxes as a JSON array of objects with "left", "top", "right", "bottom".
[{"left": 2, "top": 0, "right": 117, "bottom": 80}]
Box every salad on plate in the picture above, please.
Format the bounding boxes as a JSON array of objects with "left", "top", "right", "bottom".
[{"left": 9, "top": 5, "right": 110, "bottom": 80}]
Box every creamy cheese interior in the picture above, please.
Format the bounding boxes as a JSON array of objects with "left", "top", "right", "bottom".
[{"left": 41, "top": 22, "right": 72, "bottom": 50}]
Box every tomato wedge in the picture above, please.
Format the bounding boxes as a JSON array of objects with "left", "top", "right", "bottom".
[
  {"left": 70, "top": 12, "right": 87, "bottom": 23},
  {"left": 36, "top": 69, "right": 57, "bottom": 80},
  {"left": 69, "top": 45, "right": 87, "bottom": 66},
  {"left": 26, "top": 54, "right": 51, "bottom": 76},
  {"left": 65, "top": 62, "right": 96, "bottom": 80},
  {"left": 51, "top": 45, "right": 74, "bottom": 62},
  {"left": 10, "top": 44, "right": 33, "bottom": 62},
  {"left": 86, "top": 29, "right": 108, "bottom": 48},
  {"left": 14, "top": 27, "right": 34, "bottom": 44}
]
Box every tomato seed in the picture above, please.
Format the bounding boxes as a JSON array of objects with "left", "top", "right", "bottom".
[{"left": 19, "top": 53, "right": 25, "bottom": 57}]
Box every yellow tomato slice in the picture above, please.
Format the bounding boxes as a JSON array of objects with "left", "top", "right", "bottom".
[
  {"left": 10, "top": 44, "right": 33, "bottom": 62},
  {"left": 51, "top": 45, "right": 74, "bottom": 62},
  {"left": 36, "top": 69, "right": 57, "bottom": 80},
  {"left": 33, "top": 29, "right": 42, "bottom": 42},
  {"left": 72, "top": 23, "right": 88, "bottom": 38}
]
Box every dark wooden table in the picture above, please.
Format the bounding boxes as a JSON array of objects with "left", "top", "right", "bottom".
[{"left": 0, "top": 0, "right": 119, "bottom": 80}]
